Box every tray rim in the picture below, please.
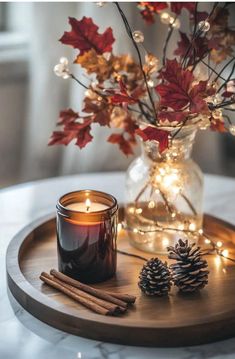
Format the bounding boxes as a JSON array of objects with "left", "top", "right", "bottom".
[{"left": 6, "top": 212, "right": 235, "bottom": 346}]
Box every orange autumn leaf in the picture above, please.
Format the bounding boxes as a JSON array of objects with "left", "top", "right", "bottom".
[
  {"left": 76, "top": 49, "right": 112, "bottom": 82},
  {"left": 76, "top": 49, "right": 142, "bottom": 84}
]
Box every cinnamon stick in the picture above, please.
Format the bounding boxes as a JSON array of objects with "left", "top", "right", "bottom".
[
  {"left": 104, "top": 292, "right": 136, "bottom": 304},
  {"left": 40, "top": 274, "right": 111, "bottom": 316},
  {"left": 42, "top": 272, "right": 126, "bottom": 315},
  {"left": 50, "top": 269, "right": 129, "bottom": 308}
]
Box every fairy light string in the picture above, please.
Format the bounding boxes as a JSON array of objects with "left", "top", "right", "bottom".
[{"left": 119, "top": 220, "right": 235, "bottom": 263}]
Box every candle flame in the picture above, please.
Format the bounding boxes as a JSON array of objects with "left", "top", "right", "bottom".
[{"left": 85, "top": 198, "right": 91, "bottom": 212}]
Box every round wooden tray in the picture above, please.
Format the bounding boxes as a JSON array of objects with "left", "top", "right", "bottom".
[{"left": 6, "top": 211, "right": 235, "bottom": 347}]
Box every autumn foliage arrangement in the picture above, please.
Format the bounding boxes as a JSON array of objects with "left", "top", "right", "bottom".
[{"left": 49, "top": 2, "right": 235, "bottom": 155}]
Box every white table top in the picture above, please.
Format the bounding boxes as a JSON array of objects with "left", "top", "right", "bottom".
[{"left": 1, "top": 172, "right": 235, "bottom": 359}]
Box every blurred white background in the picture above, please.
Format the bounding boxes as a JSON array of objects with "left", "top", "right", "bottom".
[{"left": 0, "top": 2, "right": 234, "bottom": 188}]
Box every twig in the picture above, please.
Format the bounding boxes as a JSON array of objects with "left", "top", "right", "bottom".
[
  {"left": 70, "top": 74, "right": 89, "bottom": 90},
  {"left": 114, "top": 2, "right": 157, "bottom": 121},
  {"left": 217, "top": 60, "right": 235, "bottom": 93},
  {"left": 162, "top": 23, "right": 175, "bottom": 66},
  {"left": 159, "top": 188, "right": 174, "bottom": 215},
  {"left": 214, "top": 57, "right": 235, "bottom": 83},
  {"left": 224, "top": 108, "right": 235, "bottom": 112},
  {"left": 182, "top": 2, "right": 218, "bottom": 68},
  {"left": 135, "top": 183, "right": 149, "bottom": 203},
  {"left": 213, "top": 99, "right": 235, "bottom": 110},
  {"left": 201, "top": 59, "right": 227, "bottom": 81},
  {"left": 180, "top": 193, "right": 198, "bottom": 216}
]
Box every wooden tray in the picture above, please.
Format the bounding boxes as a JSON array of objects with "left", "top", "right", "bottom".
[{"left": 6, "top": 211, "right": 235, "bottom": 347}]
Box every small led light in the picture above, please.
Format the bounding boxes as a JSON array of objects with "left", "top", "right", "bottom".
[
  {"left": 222, "top": 249, "right": 229, "bottom": 257},
  {"left": 216, "top": 241, "right": 223, "bottom": 248},
  {"left": 159, "top": 168, "right": 166, "bottom": 175},
  {"left": 178, "top": 224, "right": 184, "bottom": 231},
  {"left": 133, "top": 228, "right": 139, "bottom": 234},
  {"left": 145, "top": 53, "right": 159, "bottom": 68},
  {"left": 171, "top": 212, "right": 176, "bottom": 218},
  {"left": 172, "top": 18, "right": 180, "bottom": 29},
  {"left": 148, "top": 201, "right": 155, "bottom": 209},
  {"left": 189, "top": 222, "right": 196, "bottom": 231},
  {"left": 128, "top": 207, "right": 135, "bottom": 214},
  {"left": 198, "top": 229, "right": 203, "bottom": 235},
  {"left": 212, "top": 93, "right": 222, "bottom": 105},
  {"left": 162, "top": 237, "right": 169, "bottom": 246},
  {"left": 147, "top": 79, "right": 154, "bottom": 87},
  {"left": 172, "top": 186, "right": 180, "bottom": 195},
  {"left": 205, "top": 238, "right": 211, "bottom": 244},
  {"left": 136, "top": 208, "right": 143, "bottom": 214}
]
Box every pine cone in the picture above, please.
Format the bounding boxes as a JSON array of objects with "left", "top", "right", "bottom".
[
  {"left": 138, "top": 258, "right": 172, "bottom": 296},
  {"left": 168, "top": 239, "right": 209, "bottom": 293}
]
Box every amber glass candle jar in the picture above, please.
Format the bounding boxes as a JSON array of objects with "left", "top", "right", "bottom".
[{"left": 56, "top": 190, "right": 118, "bottom": 283}]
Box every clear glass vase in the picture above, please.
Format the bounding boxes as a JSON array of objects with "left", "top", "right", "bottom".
[{"left": 125, "top": 126, "right": 203, "bottom": 254}]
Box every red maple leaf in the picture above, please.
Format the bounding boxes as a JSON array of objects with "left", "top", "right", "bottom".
[
  {"left": 158, "top": 111, "right": 188, "bottom": 123},
  {"left": 109, "top": 80, "right": 140, "bottom": 105},
  {"left": 108, "top": 133, "right": 134, "bottom": 155},
  {"left": 156, "top": 59, "right": 193, "bottom": 110},
  {"left": 136, "top": 127, "right": 169, "bottom": 153},
  {"left": 171, "top": 2, "right": 195, "bottom": 15},
  {"left": 138, "top": 2, "right": 168, "bottom": 24},
  {"left": 83, "top": 97, "right": 111, "bottom": 126},
  {"left": 189, "top": 81, "right": 211, "bottom": 113},
  {"left": 57, "top": 109, "right": 79, "bottom": 125},
  {"left": 110, "top": 94, "right": 137, "bottom": 105},
  {"left": 60, "top": 17, "right": 115, "bottom": 56},
  {"left": 123, "top": 115, "right": 138, "bottom": 134},
  {"left": 49, "top": 118, "right": 93, "bottom": 149},
  {"left": 48, "top": 131, "right": 76, "bottom": 146},
  {"left": 156, "top": 59, "right": 210, "bottom": 114}
]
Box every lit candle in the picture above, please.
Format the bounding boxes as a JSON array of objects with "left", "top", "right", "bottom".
[
  {"left": 66, "top": 198, "right": 108, "bottom": 212},
  {"left": 56, "top": 190, "right": 118, "bottom": 283}
]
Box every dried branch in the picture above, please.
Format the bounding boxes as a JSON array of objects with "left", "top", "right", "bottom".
[
  {"left": 115, "top": 2, "right": 157, "bottom": 121},
  {"left": 162, "top": 21, "right": 175, "bottom": 66}
]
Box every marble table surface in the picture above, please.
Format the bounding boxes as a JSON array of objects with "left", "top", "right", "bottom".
[{"left": 1, "top": 171, "right": 235, "bottom": 359}]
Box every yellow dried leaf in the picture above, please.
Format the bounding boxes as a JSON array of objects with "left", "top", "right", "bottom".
[{"left": 76, "top": 49, "right": 112, "bottom": 82}]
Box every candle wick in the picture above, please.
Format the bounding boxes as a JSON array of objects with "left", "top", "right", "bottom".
[{"left": 86, "top": 206, "right": 90, "bottom": 212}]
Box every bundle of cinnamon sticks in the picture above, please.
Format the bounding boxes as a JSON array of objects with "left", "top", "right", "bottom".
[{"left": 40, "top": 269, "right": 136, "bottom": 316}]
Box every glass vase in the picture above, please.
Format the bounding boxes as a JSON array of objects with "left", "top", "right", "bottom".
[{"left": 125, "top": 126, "right": 203, "bottom": 254}]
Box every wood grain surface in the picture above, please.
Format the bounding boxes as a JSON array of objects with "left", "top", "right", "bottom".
[{"left": 6, "top": 211, "right": 235, "bottom": 347}]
